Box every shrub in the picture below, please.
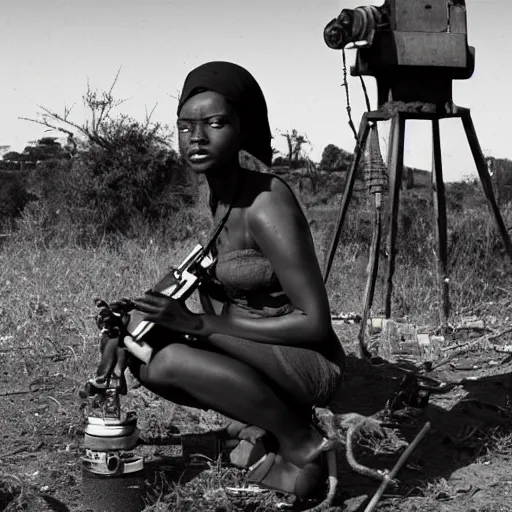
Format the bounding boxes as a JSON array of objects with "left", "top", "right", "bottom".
[
  {"left": 26, "top": 127, "right": 198, "bottom": 245},
  {"left": 0, "top": 172, "right": 36, "bottom": 229},
  {"left": 19, "top": 77, "right": 200, "bottom": 246},
  {"left": 319, "top": 144, "right": 352, "bottom": 173}
]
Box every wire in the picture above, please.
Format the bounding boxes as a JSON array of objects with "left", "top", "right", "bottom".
[
  {"left": 341, "top": 49, "right": 359, "bottom": 145},
  {"left": 359, "top": 76, "right": 371, "bottom": 112},
  {"left": 341, "top": 50, "right": 372, "bottom": 144}
]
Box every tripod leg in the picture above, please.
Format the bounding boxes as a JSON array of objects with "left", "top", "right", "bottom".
[
  {"left": 384, "top": 114, "right": 406, "bottom": 318},
  {"left": 461, "top": 110, "right": 512, "bottom": 263},
  {"left": 380, "top": 115, "right": 397, "bottom": 304},
  {"left": 432, "top": 119, "right": 450, "bottom": 329},
  {"left": 323, "top": 114, "right": 371, "bottom": 283},
  {"left": 387, "top": 116, "right": 397, "bottom": 173}
]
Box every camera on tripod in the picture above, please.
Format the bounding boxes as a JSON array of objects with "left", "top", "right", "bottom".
[{"left": 324, "top": 0, "right": 475, "bottom": 106}]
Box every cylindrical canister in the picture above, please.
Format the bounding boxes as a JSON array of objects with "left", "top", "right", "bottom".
[
  {"left": 81, "top": 412, "right": 146, "bottom": 512},
  {"left": 82, "top": 466, "right": 147, "bottom": 512}
]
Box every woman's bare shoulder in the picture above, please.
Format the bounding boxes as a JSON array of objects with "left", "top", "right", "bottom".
[
  {"left": 244, "top": 170, "right": 298, "bottom": 209},
  {"left": 244, "top": 171, "right": 309, "bottom": 243}
]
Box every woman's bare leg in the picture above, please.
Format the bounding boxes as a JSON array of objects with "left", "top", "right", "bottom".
[{"left": 131, "top": 342, "right": 324, "bottom": 467}]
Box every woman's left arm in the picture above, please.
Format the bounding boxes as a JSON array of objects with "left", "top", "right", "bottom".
[{"left": 200, "top": 177, "right": 333, "bottom": 346}]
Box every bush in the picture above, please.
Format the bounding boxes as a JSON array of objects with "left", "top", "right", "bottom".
[
  {"left": 18, "top": 78, "right": 203, "bottom": 246},
  {"left": 0, "top": 172, "right": 36, "bottom": 229},
  {"left": 25, "top": 118, "right": 198, "bottom": 246},
  {"left": 319, "top": 144, "right": 352, "bottom": 173}
]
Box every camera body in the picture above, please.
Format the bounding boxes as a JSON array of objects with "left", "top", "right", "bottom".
[{"left": 325, "top": 0, "right": 475, "bottom": 106}]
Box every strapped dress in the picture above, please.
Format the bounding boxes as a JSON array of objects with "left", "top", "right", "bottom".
[{"left": 202, "top": 247, "right": 345, "bottom": 407}]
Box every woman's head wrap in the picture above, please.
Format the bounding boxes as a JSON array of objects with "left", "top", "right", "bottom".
[{"left": 177, "top": 61, "right": 272, "bottom": 167}]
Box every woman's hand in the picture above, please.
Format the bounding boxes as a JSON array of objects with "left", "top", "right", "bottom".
[
  {"left": 131, "top": 292, "right": 205, "bottom": 335},
  {"left": 123, "top": 335, "right": 153, "bottom": 364}
]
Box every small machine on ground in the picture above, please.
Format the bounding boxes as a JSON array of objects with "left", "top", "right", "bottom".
[{"left": 81, "top": 385, "right": 143, "bottom": 476}]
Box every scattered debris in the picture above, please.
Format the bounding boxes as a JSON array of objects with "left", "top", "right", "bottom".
[
  {"left": 0, "top": 446, "right": 31, "bottom": 460},
  {"left": 0, "top": 389, "right": 32, "bottom": 397},
  {"left": 364, "top": 422, "right": 431, "bottom": 512}
]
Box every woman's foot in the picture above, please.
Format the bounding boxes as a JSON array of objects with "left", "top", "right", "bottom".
[
  {"left": 246, "top": 434, "right": 335, "bottom": 498},
  {"left": 278, "top": 424, "right": 329, "bottom": 469},
  {"left": 246, "top": 451, "right": 329, "bottom": 498}
]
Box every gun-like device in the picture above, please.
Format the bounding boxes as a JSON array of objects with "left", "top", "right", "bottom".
[
  {"left": 89, "top": 242, "right": 215, "bottom": 388},
  {"left": 127, "top": 243, "right": 214, "bottom": 344}
]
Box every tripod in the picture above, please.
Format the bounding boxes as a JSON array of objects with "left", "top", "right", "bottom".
[{"left": 323, "top": 103, "right": 512, "bottom": 354}]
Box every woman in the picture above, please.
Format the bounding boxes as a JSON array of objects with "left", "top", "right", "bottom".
[{"left": 126, "top": 61, "right": 345, "bottom": 498}]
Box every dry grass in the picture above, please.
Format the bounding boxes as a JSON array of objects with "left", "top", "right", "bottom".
[
  {"left": 1, "top": 179, "right": 512, "bottom": 511},
  {"left": 0, "top": 233, "right": 206, "bottom": 384},
  {"left": 143, "top": 458, "right": 283, "bottom": 512}
]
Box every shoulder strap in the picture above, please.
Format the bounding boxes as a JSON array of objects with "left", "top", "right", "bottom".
[
  {"left": 203, "top": 201, "right": 234, "bottom": 255},
  {"left": 203, "top": 174, "right": 243, "bottom": 255}
]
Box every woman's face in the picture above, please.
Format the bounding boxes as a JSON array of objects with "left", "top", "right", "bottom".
[{"left": 178, "top": 90, "right": 241, "bottom": 174}]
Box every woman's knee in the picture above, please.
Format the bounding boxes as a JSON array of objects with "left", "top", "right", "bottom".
[{"left": 139, "top": 343, "right": 192, "bottom": 390}]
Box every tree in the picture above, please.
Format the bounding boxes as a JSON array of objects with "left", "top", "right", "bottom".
[
  {"left": 3, "top": 151, "right": 22, "bottom": 162},
  {"left": 22, "top": 138, "right": 68, "bottom": 162},
  {"left": 0, "top": 151, "right": 24, "bottom": 171},
  {"left": 20, "top": 69, "right": 136, "bottom": 155},
  {"left": 319, "top": 144, "right": 352, "bottom": 173},
  {"left": 20, "top": 72, "right": 196, "bottom": 242},
  {"left": 280, "top": 129, "right": 310, "bottom": 169}
]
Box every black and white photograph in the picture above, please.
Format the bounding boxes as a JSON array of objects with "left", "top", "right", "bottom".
[{"left": 1, "top": 1, "right": 512, "bottom": 511}]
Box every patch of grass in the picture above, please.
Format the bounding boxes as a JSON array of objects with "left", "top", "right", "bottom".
[
  {"left": 475, "top": 423, "right": 512, "bottom": 462},
  {"left": 471, "top": 507, "right": 511, "bottom": 512},
  {"left": 0, "top": 232, "right": 202, "bottom": 385},
  {"left": 144, "top": 458, "right": 281, "bottom": 512},
  {"left": 307, "top": 190, "right": 512, "bottom": 324}
]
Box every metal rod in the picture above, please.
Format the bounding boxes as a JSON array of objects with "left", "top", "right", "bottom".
[
  {"left": 364, "top": 422, "right": 431, "bottom": 512},
  {"left": 384, "top": 114, "right": 406, "bottom": 318},
  {"left": 358, "top": 191, "right": 382, "bottom": 358},
  {"left": 323, "top": 114, "right": 371, "bottom": 283},
  {"left": 460, "top": 110, "right": 512, "bottom": 263},
  {"left": 431, "top": 119, "right": 450, "bottom": 328}
]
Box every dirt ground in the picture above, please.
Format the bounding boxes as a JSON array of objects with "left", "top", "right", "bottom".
[{"left": 2, "top": 322, "right": 512, "bottom": 512}]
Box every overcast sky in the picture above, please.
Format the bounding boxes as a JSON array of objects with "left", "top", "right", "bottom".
[{"left": 1, "top": 0, "right": 510, "bottom": 181}]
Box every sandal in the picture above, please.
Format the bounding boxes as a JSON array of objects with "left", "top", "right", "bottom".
[
  {"left": 224, "top": 422, "right": 279, "bottom": 469},
  {"left": 246, "top": 438, "right": 337, "bottom": 500}
]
